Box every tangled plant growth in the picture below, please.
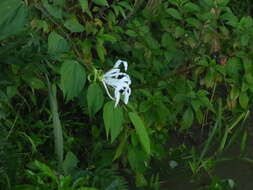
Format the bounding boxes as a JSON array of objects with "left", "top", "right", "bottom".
[{"left": 0, "top": 0, "right": 253, "bottom": 189}]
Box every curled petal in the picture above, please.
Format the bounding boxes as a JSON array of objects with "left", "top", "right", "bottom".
[
  {"left": 102, "top": 60, "right": 131, "bottom": 107},
  {"left": 103, "top": 68, "right": 120, "bottom": 78},
  {"left": 123, "top": 87, "right": 131, "bottom": 104},
  {"left": 114, "top": 60, "right": 128, "bottom": 71}
]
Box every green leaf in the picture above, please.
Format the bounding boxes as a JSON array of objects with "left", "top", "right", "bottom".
[
  {"left": 87, "top": 83, "right": 104, "bottom": 117},
  {"left": 239, "top": 92, "right": 249, "bottom": 109},
  {"left": 243, "top": 58, "right": 252, "bottom": 74},
  {"left": 55, "top": 0, "right": 66, "bottom": 7},
  {"left": 96, "top": 44, "right": 105, "bottom": 62},
  {"left": 226, "top": 58, "right": 242, "bottom": 77},
  {"left": 167, "top": 8, "right": 182, "bottom": 20},
  {"left": 48, "top": 32, "right": 69, "bottom": 55},
  {"left": 128, "top": 147, "right": 149, "bottom": 173},
  {"left": 34, "top": 160, "right": 58, "bottom": 182},
  {"left": 103, "top": 101, "right": 124, "bottom": 143},
  {"left": 26, "top": 77, "right": 45, "bottom": 89},
  {"left": 42, "top": 0, "right": 63, "bottom": 19},
  {"left": 92, "top": 0, "right": 109, "bottom": 6},
  {"left": 113, "top": 131, "right": 128, "bottom": 160},
  {"left": 174, "top": 26, "right": 185, "bottom": 38},
  {"left": 129, "top": 112, "right": 150, "bottom": 154},
  {"left": 6, "top": 86, "right": 18, "bottom": 99},
  {"left": 125, "top": 30, "right": 138, "bottom": 37},
  {"left": 186, "top": 18, "right": 202, "bottom": 28},
  {"left": 60, "top": 60, "right": 86, "bottom": 100},
  {"left": 79, "top": 0, "right": 92, "bottom": 16},
  {"left": 230, "top": 86, "right": 240, "bottom": 101},
  {"left": 47, "top": 80, "right": 64, "bottom": 168},
  {"left": 0, "top": 0, "right": 28, "bottom": 41},
  {"left": 79, "top": 0, "right": 88, "bottom": 11},
  {"left": 63, "top": 151, "right": 79, "bottom": 175},
  {"left": 100, "top": 34, "right": 117, "bottom": 43},
  {"left": 240, "top": 131, "right": 248, "bottom": 153},
  {"left": 195, "top": 109, "right": 204, "bottom": 124},
  {"left": 240, "top": 34, "right": 249, "bottom": 46},
  {"left": 161, "top": 33, "right": 175, "bottom": 48},
  {"left": 183, "top": 2, "right": 200, "bottom": 12},
  {"left": 181, "top": 107, "right": 194, "bottom": 130},
  {"left": 217, "top": 0, "right": 229, "bottom": 6},
  {"left": 64, "top": 19, "right": 85, "bottom": 33}
]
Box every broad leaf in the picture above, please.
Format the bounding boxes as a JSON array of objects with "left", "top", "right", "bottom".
[
  {"left": 128, "top": 147, "right": 149, "bottom": 173},
  {"left": 167, "top": 8, "right": 182, "bottom": 20},
  {"left": 48, "top": 32, "right": 69, "bottom": 55},
  {"left": 128, "top": 112, "right": 150, "bottom": 154},
  {"left": 87, "top": 83, "right": 104, "bottom": 117},
  {"left": 96, "top": 44, "right": 105, "bottom": 62},
  {"left": 92, "top": 0, "right": 109, "bottom": 6},
  {"left": 60, "top": 60, "right": 86, "bottom": 100},
  {"left": 64, "top": 19, "right": 85, "bottom": 33},
  {"left": 79, "top": 0, "right": 92, "bottom": 16},
  {"left": 63, "top": 151, "right": 79, "bottom": 175},
  {"left": 0, "top": 0, "right": 28, "bottom": 41},
  {"left": 42, "top": 0, "right": 63, "bottom": 19},
  {"left": 181, "top": 107, "right": 194, "bottom": 130},
  {"left": 34, "top": 160, "right": 58, "bottom": 182},
  {"left": 103, "top": 101, "right": 124, "bottom": 143},
  {"left": 239, "top": 92, "right": 249, "bottom": 109}
]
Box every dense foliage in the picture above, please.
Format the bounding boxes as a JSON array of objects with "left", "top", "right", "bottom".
[{"left": 0, "top": 0, "right": 253, "bottom": 189}]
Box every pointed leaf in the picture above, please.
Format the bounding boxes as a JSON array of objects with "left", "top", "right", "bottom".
[
  {"left": 167, "top": 8, "right": 182, "bottom": 20},
  {"left": 181, "top": 107, "right": 194, "bottom": 129},
  {"left": 103, "top": 101, "right": 124, "bottom": 142},
  {"left": 34, "top": 160, "right": 58, "bottom": 182},
  {"left": 87, "top": 83, "right": 104, "bottom": 117},
  {"left": 239, "top": 91, "right": 249, "bottom": 109},
  {"left": 63, "top": 151, "right": 79, "bottom": 175},
  {"left": 48, "top": 32, "right": 69, "bottom": 55},
  {"left": 64, "top": 19, "right": 85, "bottom": 33},
  {"left": 42, "top": 0, "right": 63, "bottom": 19},
  {"left": 129, "top": 112, "right": 150, "bottom": 154},
  {"left": 79, "top": 0, "right": 89, "bottom": 11},
  {"left": 0, "top": 0, "right": 28, "bottom": 40},
  {"left": 92, "top": 0, "right": 109, "bottom": 6},
  {"left": 60, "top": 60, "right": 86, "bottom": 100}
]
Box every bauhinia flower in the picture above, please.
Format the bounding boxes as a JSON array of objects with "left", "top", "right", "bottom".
[{"left": 101, "top": 60, "right": 131, "bottom": 107}]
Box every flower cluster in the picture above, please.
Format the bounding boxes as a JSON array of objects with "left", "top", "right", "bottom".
[{"left": 102, "top": 60, "right": 131, "bottom": 107}]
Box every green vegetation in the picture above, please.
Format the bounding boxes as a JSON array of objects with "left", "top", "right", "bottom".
[{"left": 0, "top": 0, "right": 253, "bottom": 189}]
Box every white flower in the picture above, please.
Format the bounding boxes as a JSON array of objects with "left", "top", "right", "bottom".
[{"left": 102, "top": 60, "right": 131, "bottom": 107}]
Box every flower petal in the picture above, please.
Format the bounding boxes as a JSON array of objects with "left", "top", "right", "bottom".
[
  {"left": 114, "top": 60, "right": 128, "bottom": 71},
  {"left": 123, "top": 87, "right": 131, "bottom": 104},
  {"left": 102, "top": 80, "right": 115, "bottom": 101},
  {"left": 114, "top": 88, "right": 121, "bottom": 107},
  {"left": 102, "top": 59, "right": 131, "bottom": 107}
]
